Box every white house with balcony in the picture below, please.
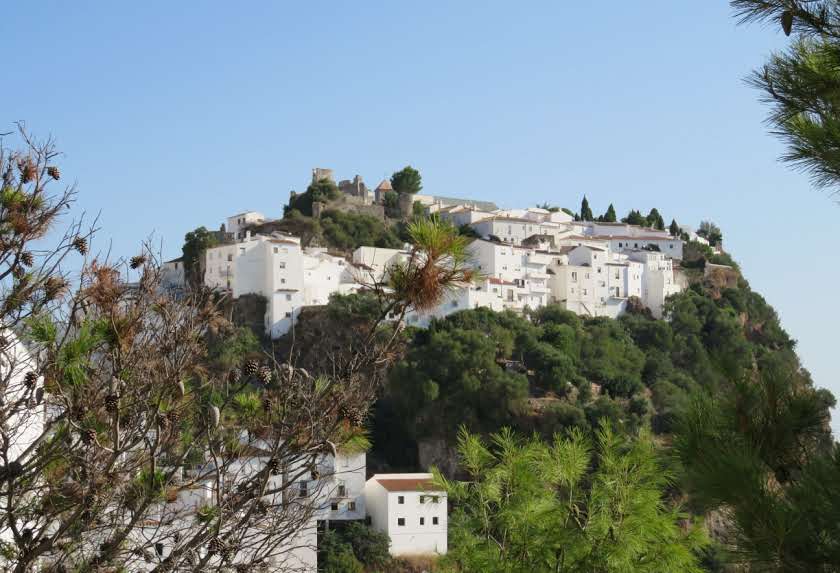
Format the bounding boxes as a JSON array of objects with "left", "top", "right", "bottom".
[{"left": 363, "top": 473, "right": 447, "bottom": 557}]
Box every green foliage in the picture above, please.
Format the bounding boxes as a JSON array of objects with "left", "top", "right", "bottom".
[
  {"left": 733, "top": 1, "right": 840, "bottom": 192},
  {"left": 602, "top": 203, "right": 617, "bottom": 222},
  {"left": 669, "top": 218, "right": 680, "bottom": 237},
  {"left": 438, "top": 426, "right": 706, "bottom": 573},
  {"left": 340, "top": 522, "right": 392, "bottom": 569},
  {"left": 579, "top": 195, "right": 594, "bottom": 221},
  {"left": 25, "top": 313, "right": 57, "bottom": 345},
  {"left": 286, "top": 178, "right": 340, "bottom": 217},
  {"left": 319, "top": 209, "right": 402, "bottom": 251},
  {"left": 182, "top": 226, "right": 218, "bottom": 286},
  {"left": 319, "top": 530, "right": 364, "bottom": 573},
  {"left": 622, "top": 209, "right": 646, "bottom": 226},
  {"left": 675, "top": 348, "right": 836, "bottom": 570},
  {"left": 390, "top": 165, "right": 423, "bottom": 195},
  {"left": 697, "top": 220, "right": 722, "bottom": 246},
  {"left": 207, "top": 326, "right": 260, "bottom": 370},
  {"left": 646, "top": 207, "right": 665, "bottom": 230}
]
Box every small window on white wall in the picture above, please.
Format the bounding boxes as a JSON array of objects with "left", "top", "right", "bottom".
[
  {"left": 279, "top": 262, "right": 286, "bottom": 269},
  {"left": 285, "top": 294, "right": 292, "bottom": 301},
  {"left": 397, "top": 518, "right": 405, "bottom": 526}
]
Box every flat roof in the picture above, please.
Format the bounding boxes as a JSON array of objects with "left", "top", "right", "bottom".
[{"left": 375, "top": 477, "right": 441, "bottom": 492}]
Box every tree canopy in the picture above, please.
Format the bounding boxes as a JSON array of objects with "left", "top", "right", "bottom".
[
  {"left": 390, "top": 165, "right": 423, "bottom": 195},
  {"left": 437, "top": 425, "right": 707, "bottom": 573}
]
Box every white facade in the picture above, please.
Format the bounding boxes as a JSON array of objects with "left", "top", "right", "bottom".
[
  {"left": 363, "top": 473, "right": 447, "bottom": 557},
  {"left": 161, "top": 257, "right": 185, "bottom": 289},
  {"left": 204, "top": 233, "right": 358, "bottom": 338},
  {"left": 226, "top": 211, "right": 266, "bottom": 240}
]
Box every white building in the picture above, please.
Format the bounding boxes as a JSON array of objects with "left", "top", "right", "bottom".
[
  {"left": 470, "top": 216, "right": 574, "bottom": 246},
  {"left": 364, "top": 473, "right": 447, "bottom": 557},
  {"left": 627, "top": 250, "right": 681, "bottom": 318},
  {"left": 226, "top": 211, "right": 266, "bottom": 240},
  {"left": 204, "top": 232, "right": 358, "bottom": 338}
]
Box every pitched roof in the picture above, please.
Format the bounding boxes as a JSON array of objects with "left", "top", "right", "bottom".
[
  {"left": 375, "top": 477, "right": 441, "bottom": 492},
  {"left": 375, "top": 179, "right": 393, "bottom": 191}
]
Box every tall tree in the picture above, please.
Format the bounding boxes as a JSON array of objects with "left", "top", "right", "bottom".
[
  {"left": 646, "top": 208, "right": 665, "bottom": 230},
  {"left": 182, "top": 226, "right": 218, "bottom": 287},
  {"left": 732, "top": 0, "right": 840, "bottom": 196},
  {"left": 390, "top": 165, "right": 423, "bottom": 195},
  {"left": 602, "top": 203, "right": 617, "bottom": 222},
  {"left": 580, "top": 196, "right": 594, "bottom": 221},
  {"left": 697, "top": 220, "right": 723, "bottom": 246},
  {"left": 669, "top": 218, "right": 680, "bottom": 237},
  {"left": 437, "top": 426, "right": 707, "bottom": 573},
  {"left": 622, "top": 209, "right": 646, "bottom": 226}
]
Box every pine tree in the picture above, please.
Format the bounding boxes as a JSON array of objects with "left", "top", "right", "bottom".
[
  {"left": 646, "top": 208, "right": 665, "bottom": 230},
  {"left": 580, "top": 196, "right": 594, "bottom": 221},
  {"left": 603, "top": 203, "right": 617, "bottom": 222},
  {"left": 622, "top": 209, "right": 646, "bottom": 226},
  {"left": 669, "top": 218, "right": 680, "bottom": 237},
  {"left": 733, "top": 1, "right": 840, "bottom": 194},
  {"left": 440, "top": 426, "right": 707, "bottom": 572}
]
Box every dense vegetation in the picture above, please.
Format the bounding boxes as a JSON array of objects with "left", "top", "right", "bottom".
[{"left": 438, "top": 426, "right": 707, "bottom": 572}]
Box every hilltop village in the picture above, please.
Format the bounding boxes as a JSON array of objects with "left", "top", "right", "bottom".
[{"left": 164, "top": 167, "right": 717, "bottom": 340}]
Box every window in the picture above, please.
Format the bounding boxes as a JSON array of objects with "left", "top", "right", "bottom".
[
  {"left": 597, "top": 267, "right": 601, "bottom": 273},
  {"left": 281, "top": 278, "right": 286, "bottom": 284},
  {"left": 348, "top": 501, "right": 356, "bottom": 511},
  {"left": 432, "top": 517, "right": 439, "bottom": 525},
  {"left": 285, "top": 294, "right": 292, "bottom": 301},
  {"left": 279, "top": 262, "right": 286, "bottom": 269},
  {"left": 337, "top": 484, "right": 346, "bottom": 497},
  {"left": 451, "top": 300, "right": 458, "bottom": 308},
  {"left": 285, "top": 312, "right": 291, "bottom": 318},
  {"left": 571, "top": 271, "right": 577, "bottom": 281},
  {"left": 331, "top": 502, "right": 338, "bottom": 511},
  {"left": 227, "top": 254, "right": 233, "bottom": 262},
  {"left": 432, "top": 496, "right": 439, "bottom": 503},
  {"left": 397, "top": 518, "right": 405, "bottom": 526},
  {"left": 273, "top": 247, "right": 278, "bottom": 253},
  {"left": 582, "top": 289, "right": 588, "bottom": 295},
  {"left": 420, "top": 517, "right": 425, "bottom": 525},
  {"left": 420, "top": 495, "right": 426, "bottom": 503},
  {"left": 398, "top": 496, "right": 405, "bottom": 504},
  {"left": 298, "top": 483, "right": 308, "bottom": 497}
]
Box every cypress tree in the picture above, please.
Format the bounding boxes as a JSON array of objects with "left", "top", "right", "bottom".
[
  {"left": 580, "top": 196, "right": 594, "bottom": 221},
  {"left": 603, "top": 203, "right": 617, "bottom": 223},
  {"left": 669, "top": 219, "right": 680, "bottom": 237}
]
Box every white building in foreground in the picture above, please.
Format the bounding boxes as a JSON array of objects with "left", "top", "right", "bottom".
[{"left": 364, "top": 473, "right": 448, "bottom": 557}]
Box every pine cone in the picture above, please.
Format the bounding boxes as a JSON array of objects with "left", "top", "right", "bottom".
[
  {"left": 20, "top": 251, "right": 33, "bottom": 267},
  {"left": 243, "top": 359, "right": 259, "bottom": 378},
  {"left": 228, "top": 368, "right": 241, "bottom": 384},
  {"left": 44, "top": 276, "right": 68, "bottom": 300},
  {"left": 129, "top": 255, "right": 146, "bottom": 269},
  {"left": 257, "top": 366, "right": 272, "bottom": 386},
  {"left": 72, "top": 236, "right": 88, "bottom": 256},
  {"left": 12, "top": 265, "right": 24, "bottom": 280},
  {"left": 82, "top": 428, "right": 97, "bottom": 446},
  {"left": 23, "top": 371, "right": 37, "bottom": 388},
  {"left": 207, "top": 537, "right": 225, "bottom": 556},
  {"left": 339, "top": 404, "right": 366, "bottom": 426},
  {"left": 267, "top": 458, "right": 281, "bottom": 476},
  {"left": 47, "top": 166, "right": 60, "bottom": 180},
  {"left": 104, "top": 393, "right": 119, "bottom": 413}
]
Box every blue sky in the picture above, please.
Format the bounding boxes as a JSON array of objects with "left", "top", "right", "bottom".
[{"left": 3, "top": 1, "right": 837, "bottom": 423}]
